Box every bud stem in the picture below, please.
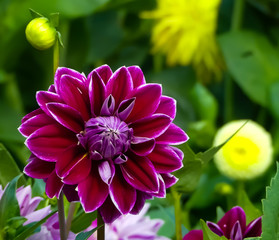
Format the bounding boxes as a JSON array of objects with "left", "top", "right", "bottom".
[
  {"left": 58, "top": 192, "right": 66, "bottom": 240},
  {"left": 53, "top": 38, "right": 59, "bottom": 76},
  {"left": 97, "top": 211, "right": 105, "bottom": 240}
]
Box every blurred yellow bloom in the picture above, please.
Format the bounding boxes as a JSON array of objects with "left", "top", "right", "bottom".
[
  {"left": 142, "top": 0, "right": 224, "bottom": 82},
  {"left": 213, "top": 120, "right": 273, "bottom": 180}
]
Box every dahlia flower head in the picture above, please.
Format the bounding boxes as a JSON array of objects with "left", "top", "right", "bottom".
[
  {"left": 141, "top": 0, "right": 224, "bottom": 82},
  {"left": 213, "top": 120, "right": 273, "bottom": 180},
  {"left": 183, "top": 206, "right": 262, "bottom": 240},
  {"left": 88, "top": 203, "right": 170, "bottom": 240},
  {"left": 0, "top": 185, "right": 75, "bottom": 240},
  {"left": 19, "top": 65, "right": 188, "bottom": 223}
]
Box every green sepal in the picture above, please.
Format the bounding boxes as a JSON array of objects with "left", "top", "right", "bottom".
[
  {"left": 57, "top": 31, "right": 64, "bottom": 48},
  {"left": 201, "top": 219, "right": 228, "bottom": 240},
  {"left": 29, "top": 8, "right": 44, "bottom": 19},
  {"left": 49, "top": 12, "right": 59, "bottom": 28}
]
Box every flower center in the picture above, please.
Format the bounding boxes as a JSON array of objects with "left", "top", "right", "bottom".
[{"left": 77, "top": 116, "right": 132, "bottom": 161}]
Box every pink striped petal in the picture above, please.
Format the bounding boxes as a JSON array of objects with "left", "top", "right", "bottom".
[
  {"left": 98, "top": 160, "right": 115, "bottom": 185},
  {"left": 47, "top": 103, "right": 85, "bottom": 133},
  {"left": 110, "top": 169, "right": 136, "bottom": 214},
  {"left": 24, "top": 155, "right": 55, "bottom": 179},
  {"left": 148, "top": 145, "right": 183, "bottom": 173},
  {"left": 59, "top": 75, "right": 90, "bottom": 120},
  {"left": 88, "top": 71, "right": 106, "bottom": 116},
  {"left": 26, "top": 124, "right": 77, "bottom": 161},
  {"left": 244, "top": 217, "right": 262, "bottom": 237},
  {"left": 127, "top": 66, "right": 146, "bottom": 88},
  {"left": 155, "top": 95, "right": 176, "bottom": 119},
  {"left": 56, "top": 145, "right": 91, "bottom": 184},
  {"left": 126, "top": 84, "right": 162, "bottom": 123},
  {"left": 130, "top": 191, "right": 151, "bottom": 214},
  {"left": 161, "top": 173, "right": 178, "bottom": 188},
  {"left": 152, "top": 175, "right": 166, "bottom": 198},
  {"left": 19, "top": 113, "right": 54, "bottom": 137},
  {"left": 121, "top": 153, "right": 159, "bottom": 193},
  {"left": 106, "top": 67, "right": 133, "bottom": 107},
  {"left": 130, "top": 114, "right": 171, "bottom": 139},
  {"left": 78, "top": 167, "right": 109, "bottom": 212},
  {"left": 156, "top": 123, "right": 189, "bottom": 145},
  {"left": 117, "top": 98, "right": 135, "bottom": 121},
  {"left": 99, "top": 196, "right": 121, "bottom": 223},
  {"left": 45, "top": 170, "right": 64, "bottom": 198},
  {"left": 130, "top": 137, "right": 155, "bottom": 156},
  {"left": 91, "top": 64, "right": 113, "bottom": 85}
]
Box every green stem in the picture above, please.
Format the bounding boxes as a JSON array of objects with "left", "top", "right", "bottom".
[
  {"left": 224, "top": 0, "right": 245, "bottom": 122},
  {"left": 58, "top": 192, "right": 66, "bottom": 240},
  {"left": 53, "top": 38, "right": 60, "bottom": 76},
  {"left": 172, "top": 188, "right": 182, "bottom": 240},
  {"left": 65, "top": 202, "right": 77, "bottom": 239},
  {"left": 97, "top": 211, "right": 105, "bottom": 240}
]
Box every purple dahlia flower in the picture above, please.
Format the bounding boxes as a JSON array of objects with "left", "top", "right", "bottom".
[
  {"left": 19, "top": 65, "right": 188, "bottom": 223},
  {"left": 183, "top": 206, "right": 262, "bottom": 240}
]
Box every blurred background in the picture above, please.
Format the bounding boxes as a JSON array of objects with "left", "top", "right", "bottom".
[{"left": 1, "top": 0, "right": 279, "bottom": 237}]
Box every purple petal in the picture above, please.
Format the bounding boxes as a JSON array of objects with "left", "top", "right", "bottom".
[
  {"left": 100, "top": 95, "right": 115, "bottom": 116},
  {"left": 78, "top": 167, "right": 109, "bottom": 212},
  {"left": 19, "top": 113, "right": 55, "bottom": 138},
  {"left": 36, "top": 91, "right": 63, "bottom": 115},
  {"left": 54, "top": 67, "right": 87, "bottom": 92},
  {"left": 127, "top": 66, "right": 146, "bottom": 88},
  {"left": 218, "top": 206, "right": 246, "bottom": 238},
  {"left": 183, "top": 230, "right": 203, "bottom": 240},
  {"left": 152, "top": 175, "right": 166, "bottom": 198},
  {"left": 26, "top": 124, "right": 77, "bottom": 161},
  {"left": 244, "top": 216, "right": 262, "bottom": 237},
  {"left": 117, "top": 98, "right": 135, "bottom": 121},
  {"left": 109, "top": 169, "right": 136, "bottom": 214},
  {"left": 148, "top": 144, "right": 183, "bottom": 173},
  {"left": 155, "top": 95, "right": 176, "bottom": 119},
  {"left": 130, "top": 191, "right": 151, "bottom": 214},
  {"left": 130, "top": 114, "right": 172, "bottom": 139},
  {"left": 161, "top": 173, "right": 178, "bottom": 188},
  {"left": 98, "top": 196, "right": 121, "bottom": 223},
  {"left": 62, "top": 184, "right": 79, "bottom": 202},
  {"left": 56, "top": 145, "right": 91, "bottom": 184},
  {"left": 45, "top": 170, "right": 64, "bottom": 198},
  {"left": 121, "top": 153, "right": 159, "bottom": 193},
  {"left": 230, "top": 221, "right": 243, "bottom": 240},
  {"left": 89, "top": 64, "right": 113, "bottom": 85},
  {"left": 47, "top": 103, "right": 85, "bottom": 133},
  {"left": 21, "top": 108, "right": 43, "bottom": 124},
  {"left": 106, "top": 67, "right": 133, "bottom": 107},
  {"left": 98, "top": 160, "right": 115, "bottom": 185},
  {"left": 88, "top": 70, "right": 106, "bottom": 116},
  {"left": 156, "top": 123, "right": 189, "bottom": 145},
  {"left": 24, "top": 154, "right": 55, "bottom": 178},
  {"left": 130, "top": 136, "right": 155, "bottom": 156},
  {"left": 126, "top": 84, "right": 162, "bottom": 123},
  {"left": 59, "top": 75, "right": 90, "bottom": 120},
  {"left": 207, "top": 221, "right": 224, "bottom": 236}
]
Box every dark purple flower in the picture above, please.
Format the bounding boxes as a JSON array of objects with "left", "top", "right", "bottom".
[
  {"left": 19, "top": 65, "right": 188, "bottom": 223},
  {"left": 183, "top": 206, "right": 262, "bottom": 240}
]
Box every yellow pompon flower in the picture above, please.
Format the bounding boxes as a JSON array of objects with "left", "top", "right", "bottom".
[
  {"left": 25, "top": 17, "right": 56, "bottom": 50},
  {"left": 213, "top": 120, "right": 273, "bottom": 180},
  {"left": 141, "top": 0, "right": 224, "bottom": 83}
]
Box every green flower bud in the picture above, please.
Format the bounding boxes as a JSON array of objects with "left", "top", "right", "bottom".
[{"left": 25, "top": 17, "right": 56, "bottom": 50}]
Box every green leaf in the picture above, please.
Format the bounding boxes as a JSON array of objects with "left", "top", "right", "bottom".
[
  {"left": 219, "top": 30, "right": 279, "bottom": 107},
  {"left": 216, "top": 207, "right": 225, "bottom": 222},
  {"left": 201, "top": 219, "right": 228, "bottom": 240},
  {"left": 71, "top": 209, "right": 97, "bottom": 233},
  {"left": 0, "top": 143, "right": 25, "bottom": 187},
  {"left": 0, "top": 175, "right": 21, "bottom": 231},
  {"left": 236, "top": 188, "right": 262, "bottom": 224},
  {"left": 261, "top": 162, "right": 279, "bottom": 240},
  {"left": 75, "top": 227, "right": 99, "bottom": 240},
  {"left": 244, "top": 238, "right": 262, "bottom": 240},
  {"left": 269, "top": 82, "right": 279, "bottom": 119},
  {"left": 14, "top": 211, "right": 56, "bottom": 240}
]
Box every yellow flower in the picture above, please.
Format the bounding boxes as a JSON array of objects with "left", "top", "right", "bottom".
[
  {"left": 213, "top": 120, "right": 273, "bottom": 180},
  {"left": 141, "top": 0, "right": 224, "bottom": 82},
  {"left": 25, "top": 17, "right": 56, "bottom": 50}
]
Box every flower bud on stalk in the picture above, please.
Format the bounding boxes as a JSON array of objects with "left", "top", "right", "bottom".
[{"left": 25, "top": 17, "right": 56, "bottom": 50}]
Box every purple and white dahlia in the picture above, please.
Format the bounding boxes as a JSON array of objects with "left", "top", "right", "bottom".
[{"left": 19, "top": 65, "right": 188, "bottom": 223}]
